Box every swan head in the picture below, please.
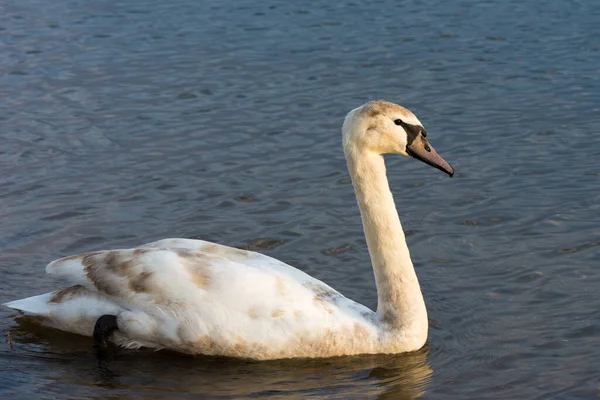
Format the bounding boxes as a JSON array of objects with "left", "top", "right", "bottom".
[{"left": 343, "top": 100, "right": 454, "bottom": 177}]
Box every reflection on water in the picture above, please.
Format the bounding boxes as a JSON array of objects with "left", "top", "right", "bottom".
[{"left": 7, "top": 320, "right": 432, "bottom": 399}]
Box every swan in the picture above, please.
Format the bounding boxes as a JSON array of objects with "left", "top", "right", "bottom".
[{"left": 4, "top": 100, "right": 454, "bottom": 360}]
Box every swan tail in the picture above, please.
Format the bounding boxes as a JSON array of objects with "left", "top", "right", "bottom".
[
  {"left": 4, "top": 292, "right": 55, "bottom": 316},
  {"left": 3, "top": 285, "right": 125, "bottom": 337}
]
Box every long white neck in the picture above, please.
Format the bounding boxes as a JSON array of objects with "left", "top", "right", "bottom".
[{"left": 344, "top": 145, "right": 428, "bottom": 339}]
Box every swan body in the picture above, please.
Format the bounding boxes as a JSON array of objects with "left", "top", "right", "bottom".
[{"left": 4, "top": 100, "right": 453, "bottom": 360}]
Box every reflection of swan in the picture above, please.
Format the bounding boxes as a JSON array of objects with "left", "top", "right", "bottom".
[
  {"left": 4, "top": 101, "right": 453, "bottom": 360},
  {"left": 9, "top": 319, "right": 433, "bottom": 399}
]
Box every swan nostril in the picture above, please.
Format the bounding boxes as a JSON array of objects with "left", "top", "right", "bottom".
[{"left": 424, "top": 144, "right": 431, "bottom": 152}]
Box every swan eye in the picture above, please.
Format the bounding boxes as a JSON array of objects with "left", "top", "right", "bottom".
[{"left": 394, "top": 119, "right": 403, "bottom": 126}]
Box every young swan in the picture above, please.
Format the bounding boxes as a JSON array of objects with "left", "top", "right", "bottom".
[{"left": 4, "top": 100, "right": 453, "bottom": 360}]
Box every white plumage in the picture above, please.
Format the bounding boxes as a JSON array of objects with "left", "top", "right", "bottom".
[
  {"left": 7, "top": 238, "right": 377, "bottom": 359},
  {"left": 4, "top": 100, "right": 454, "bottom": 360}
]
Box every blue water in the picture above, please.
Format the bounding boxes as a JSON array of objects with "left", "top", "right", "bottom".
[{"left": 1, "top": 0, "right": 599, "bottom": 398}]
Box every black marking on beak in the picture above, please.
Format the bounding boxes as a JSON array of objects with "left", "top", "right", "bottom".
[
  {"left": 395, "top": 119, "right": 454, "bottom": 177},
  {"left": 394, "top": 119, "right": 426, "bottom": 146}
]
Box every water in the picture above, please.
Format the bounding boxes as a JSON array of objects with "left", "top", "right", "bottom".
[{"left": 1, "top": 0, "right": 599, "bottom": 398}]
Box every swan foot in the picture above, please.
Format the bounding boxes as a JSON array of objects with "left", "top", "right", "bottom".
[{"left": 93, "top": 314, "right": 119, "bottom": 357}]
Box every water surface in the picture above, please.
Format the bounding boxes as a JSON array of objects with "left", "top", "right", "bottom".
[{"left": 1, "top": 0, "right": 599, "bottom": 398}]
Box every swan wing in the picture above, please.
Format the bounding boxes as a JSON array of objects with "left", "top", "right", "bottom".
[{"left": 39, "top": 238, "right": 376, "bottom": 358}]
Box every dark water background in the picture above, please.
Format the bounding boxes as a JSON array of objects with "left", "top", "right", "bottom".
[{"left": 1, "top": 0, "right": 599, "bottom": 398}]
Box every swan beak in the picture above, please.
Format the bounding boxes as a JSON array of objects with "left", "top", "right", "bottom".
[{"left": 407, "top": 135, "right": 454, "bottom": 177}]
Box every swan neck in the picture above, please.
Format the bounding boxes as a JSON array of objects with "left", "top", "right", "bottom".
[{"left": 345, "top": 147, "right": 427, "bottom": 336}]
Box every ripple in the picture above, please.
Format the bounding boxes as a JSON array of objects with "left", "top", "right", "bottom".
[
  {"left": 2, "top": 0, "right": 600, "bottom": 398},
  {"left": 239, "top": 238, "right": 285, "bottom": 251},
  {"left": 322, "top": 244, "right": 352, "bottom": 255}
]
